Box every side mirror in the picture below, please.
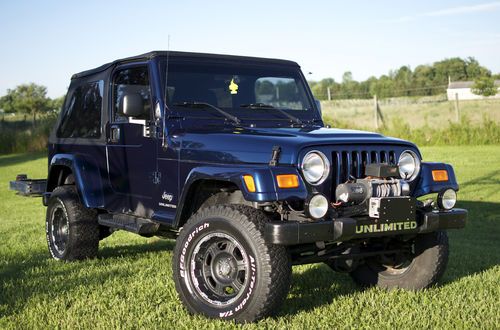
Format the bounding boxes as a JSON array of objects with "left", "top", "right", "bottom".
[
  {"left": 315, "top": 99, "right": 322, "bottom": 118},
  {"left": 120, "top": 94, "right": 144, "bottom": 118}
]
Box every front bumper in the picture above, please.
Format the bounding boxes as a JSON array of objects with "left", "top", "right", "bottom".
[{"left": 265, "top": 208, "right": 467, "bottom": 245}]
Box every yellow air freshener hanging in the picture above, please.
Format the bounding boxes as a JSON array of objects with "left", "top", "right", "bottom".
[{"left": 229, "top": 78, "right": 238, "bottom": 95}]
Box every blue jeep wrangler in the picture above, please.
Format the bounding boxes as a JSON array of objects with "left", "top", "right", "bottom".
[{"left": 13, "top": 51, "right": 467, "bottom": 322}]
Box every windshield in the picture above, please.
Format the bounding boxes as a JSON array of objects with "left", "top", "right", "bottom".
[{"left": 161, "top": 61, "right": 318, "bottom": 125}]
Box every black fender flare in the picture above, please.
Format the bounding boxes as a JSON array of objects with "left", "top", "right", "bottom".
[
  {"left": 47, "top": 154, "right": 105, "bottom": 208},
  {"left": 413, "top": 162, "right": 459, "bottom": 197},
  {"left": 172, "top": 165, "right": 307, "bottom": 228}
]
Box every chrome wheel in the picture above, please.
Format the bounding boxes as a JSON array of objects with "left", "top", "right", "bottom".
[
  {"left": 189, "top": 232, "right": 249, "bottom": 307},
  {"left": 173, "top": 205, "right": 292, "bottom": 322},
  {"left": 50, "top": 205, "right": 69, "bottom": 255}
]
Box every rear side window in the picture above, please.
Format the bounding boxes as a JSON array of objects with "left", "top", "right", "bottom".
[{"left": 57, "top": 80, "right": 104, "bottom": 138}]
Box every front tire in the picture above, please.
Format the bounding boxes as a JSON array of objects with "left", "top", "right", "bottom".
[
  {"left": 45, "top": 186, "right": 99, "bottom": 261},
  {"left": 350, "top": 231, "right": 449, "bottom": 290},
  {"left": 172, "top": 205, "right": 291, "bottom": 323}
]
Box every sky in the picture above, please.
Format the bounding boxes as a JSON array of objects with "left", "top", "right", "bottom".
[{"left": 1, "top": 0, "right": 499, "bottom": 98}]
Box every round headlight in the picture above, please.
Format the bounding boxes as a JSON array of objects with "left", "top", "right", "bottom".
[
  {"left": 307, "top": 194, "right": 329, "bottom": 219},
  {"left": 398, "top": 150, "right": 421, "bottom": 182},
  {"left": 301, "top": 151, "right": 330, "bottom": 185},
  {"left": 437, "top": 189, "right": 457, "bottom": 210}
]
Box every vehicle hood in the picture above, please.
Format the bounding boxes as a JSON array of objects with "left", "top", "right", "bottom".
[{"left": 179, "top": 126, "right": 418, "bottom": 165}]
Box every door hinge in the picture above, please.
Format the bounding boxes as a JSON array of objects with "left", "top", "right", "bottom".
[{"left": 153, "top": 171, "right": 161, "bottom": 185}]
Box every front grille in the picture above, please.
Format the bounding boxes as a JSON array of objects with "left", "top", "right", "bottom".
[{"left": 331, "top": 150, "right": 397, "bottom": 188}]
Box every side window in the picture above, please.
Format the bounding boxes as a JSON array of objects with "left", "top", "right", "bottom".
[
  {"left": 57, "top": 80, "right": 103, "bottom": 138},
  {"left": 112, "top": 66, "right": 151, "bottom": 122}
]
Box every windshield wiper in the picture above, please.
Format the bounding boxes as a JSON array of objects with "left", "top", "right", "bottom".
[
  {"left": 240, "top": 103, "right": 303, "bottom": 125},
  {"left": 173, "top": 101, "right": 241, "bottom": 125}
]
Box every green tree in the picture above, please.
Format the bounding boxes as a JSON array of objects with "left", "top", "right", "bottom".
[
  {"left": 434, "top": 58, "right": 468, "bottom": 84},
  {"left": 0, "top": 93, "right": 16, "bottom": 113},
  {"left": 50, "top": 96, "right": 65, "bottom": 112},
  {"left": 342, "top": 71, "right": 353, "bottom": 84},
  {"left": 310, "top": 78, "right": 335, "bottom": 100},
  {"left": 465, "top": 57, "right": 490, "bottom": 79},
  {"left": 413, "top": 65, "right": 437, "bottom": 95},
  {"left": 472, "top": 77, "right": 498, "bottom": 97},
  {"left": 340, "top": 72, "right": 359, "bottom": 98},
  {"left": 369, "top": 75, "right": 394, "bottom": 98},
  {"left": 307, "top": 56, "right": 495, "bottom": 100},
  {"left": 393, "top": 66, "right": 413, "bottom": 96},
  {"left": 0, "top": 83, "right": 51, "bottom": 126}
]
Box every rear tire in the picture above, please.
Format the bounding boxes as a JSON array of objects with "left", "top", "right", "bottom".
[
  {"left": 172, "top": 205, "right": 291, "bottom": 323},
  {"left": 350, "top": 231, "right": 449, "bottom": 290},
  {"left": 45, "top": 186, "right": 99, "bottom": 261}
]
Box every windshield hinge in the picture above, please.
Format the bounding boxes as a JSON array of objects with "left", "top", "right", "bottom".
[
  {"left": 269, "top": 146, "right": 281, "bottom": 166},
  {"left": 152, "top": 171, "right": 161, "bottom": 185}
]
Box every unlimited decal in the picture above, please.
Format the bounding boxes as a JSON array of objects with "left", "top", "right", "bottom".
[{"left": 355, "top": 221, "right": 418, "bottom": 234}]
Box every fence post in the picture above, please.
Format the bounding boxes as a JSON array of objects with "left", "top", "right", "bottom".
[
  {"left": 327, "top": 87, "right": 331, "bottom": 101},
  {"left": 373, "top": 94, "right": 379, "bottom": 129},
  {"left": 377, "top": 101, "right": 385, "bottom": 127},
  {"left": 454, "top": 93, "right": 460, "bottom": 122}
]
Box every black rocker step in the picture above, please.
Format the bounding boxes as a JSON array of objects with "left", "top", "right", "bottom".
[{"left": 98, "top": 213, "right": 159, "bottom": 235}]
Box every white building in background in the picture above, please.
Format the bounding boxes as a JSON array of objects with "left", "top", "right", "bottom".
[{"left": 447, "top": 79, "right": 500, "bottom": 100}]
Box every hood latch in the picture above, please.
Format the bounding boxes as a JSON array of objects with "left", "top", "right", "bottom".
[{"left": 269, "top": 146, "right": 281, "bottom": 166}]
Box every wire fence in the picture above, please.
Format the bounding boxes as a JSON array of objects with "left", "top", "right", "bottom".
[
  {"left": 320, "top": 94, "right": 500, "bottom": 131},
  {"left": 327, "top": 94, "right": 449, "bottom": 107},
  {"left": 311, "top": 84, "right": 449, "bottom": 101}
]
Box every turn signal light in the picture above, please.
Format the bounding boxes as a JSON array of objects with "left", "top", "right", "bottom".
[
  {"left": 243, "top": 175, "right": 256, "bottom": 192},
  {"left": 276, "top": 174, "right": 299, "bottom": 188},
  {"left": 432, "top": 170, "right": 449, "bottom": 182}
]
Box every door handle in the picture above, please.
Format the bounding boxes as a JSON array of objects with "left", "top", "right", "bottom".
[{"left": 109, "top": 125, "right": 120, "bottom": 143}]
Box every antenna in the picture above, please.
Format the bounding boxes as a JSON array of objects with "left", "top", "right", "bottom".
[{"left": 162, "top": 35, "right": 170, "bottom": 149}]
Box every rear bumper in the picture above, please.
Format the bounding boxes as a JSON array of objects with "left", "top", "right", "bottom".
[
  {"left": 9, "top": 179, "right": 46, "bottom": 196},
  {"left": 265, "top": 208, "right": 467, "bottom": 245}
]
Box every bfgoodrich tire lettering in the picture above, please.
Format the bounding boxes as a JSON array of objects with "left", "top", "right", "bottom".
[
  {"left": 350, "top": 231, "right": 449, "bottom": 290},
  {"left": 173, "top": 205, "right": 291, "bottom": 323},
  {"left": 45, "top": 186, "right": 99, "bottom": 261}
]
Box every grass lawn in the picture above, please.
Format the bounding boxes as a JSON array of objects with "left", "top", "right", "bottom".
[{"left": 1, "top": 146, "right": 499, "bottom": 329}]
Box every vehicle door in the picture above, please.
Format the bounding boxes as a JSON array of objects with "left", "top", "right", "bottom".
[{"left": 105, "top": 63, "right": 158, "bottom": 217}]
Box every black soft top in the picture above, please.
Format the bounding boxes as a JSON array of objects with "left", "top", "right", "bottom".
[{"left": 72, "top": 51, "right": 300, "bottom": 79}]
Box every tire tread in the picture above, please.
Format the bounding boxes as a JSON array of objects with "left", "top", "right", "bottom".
[
  {"left": 173, "top": 204, "right": 291, "bottom": 322},
  {"left": 350, "top": 231, "right": 449, "bottom": 290},
  {"left": 46, "top": 186, "right": 99, "bottom": 261}
]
